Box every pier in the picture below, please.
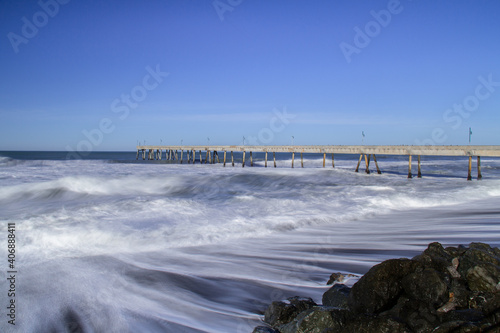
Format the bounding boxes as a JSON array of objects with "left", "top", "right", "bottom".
[{"left": 136, "top": 145, "right": 500, "bottom": 180}]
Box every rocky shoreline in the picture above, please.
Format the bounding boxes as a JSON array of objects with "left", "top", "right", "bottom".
[{"left": 253, "top": 242, "right": 500, "bottom": 333}]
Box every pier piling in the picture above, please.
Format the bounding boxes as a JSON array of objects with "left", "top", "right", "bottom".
[
  {"left": 468, "top": 156, "right": 472, "bottom": 181},
  {"left": 364, "top": 154, "right": 371, "bottom": 174},
  {"left": 478, "top": 156, "right": 482, "bottom": 180},
  {"left": 408, "top": 155, "right": 413, "bottom": 179},
  {"left": 417, "top": 155, "right": 422, "bottom": 178},
  {"left": 355, "top": 154, "right": 363, "bottom": 172},
  {"left": 373, "top": 154, "right": 382, "bottom": 174}
]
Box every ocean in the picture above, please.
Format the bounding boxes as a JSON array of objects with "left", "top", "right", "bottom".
[{"left": 1, "top": 151, "right": 499, "bottom": 332}]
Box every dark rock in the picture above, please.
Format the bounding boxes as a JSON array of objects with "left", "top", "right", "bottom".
[
  {"left": 348, "top": 258, "right": 419, "bottom": 314},
  {"left": 344, "top": 316, "right": 411, "bottom": 333},
  {"left": 402, "top": 267, "right": 448, "bottom": 306},
  {"left": 458, "top": 246, "right": 500, "bottom": 279},
  {"left": 322, "top": 284, "right": 350, "bottom": 309},
  {"left": 414, "top": 242, "right": 454, "bottom": 274},
  {"left": 252, "top": 326, "right": 280, "bottom": 333},
  {"left": 432, "top": 321, "right": 480, "bottom": 333},
  {"left": 264, "top": 297, "right": 316, "bottom": 327},
  {"left": 441, "top": 309, "right": 485, "bottom": 324},
  {"left": 465, "top": 263, "right": 500, "bottom": 292},
  {"left": 393, "top": 297, "right": 440, "bottom": 332},
  {"left": 278, "top": 307, "right": 350, "bottom": 333}
]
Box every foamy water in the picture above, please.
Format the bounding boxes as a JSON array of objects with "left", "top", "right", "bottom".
[{"left": 0, "top": 153, "right": 499, "bottom": 332}]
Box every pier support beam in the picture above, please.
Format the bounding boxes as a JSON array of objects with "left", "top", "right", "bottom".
[
  {"left": 323, "top": 153, "right": 326, "bottom": 168},
  {"left": 372, "top": 154, "right": 382, "bottom": 174},
  {"left": 216, "top": 151, "right": 220, "bottom": 164},
  {"left": 231, "top": 151, "right": 234, "bottom": 167},
  {"left": 242, "top": 151, "right": 246, "bottom": 167},
  {"left": 467, "top": 156, "right": 472, "bottom": 181},
  {"left": 142, "top": 149, "right": 146, "bottom": 160},
  {"left": 417, "top": 155, "right": 422, "bottom": 178},
  {"left": 292, "top": 152, "right": 295, "bottom": 168},
  {"left": 136, "top": 150, "right": 139, "bottom": 160},
  {"left": 180, "top": 150, "right": 183, "bottom": 163},
  {"left": 223, "top": 151, "right": 227, "bottom": 167},
  {"left": 364, "top": 154, "right": 371, "bottom": 174},
  {"left": 332, "top": 153, "right": 335, "bottom": 168},
  {"left": 477, "top": 156, "right": 482, "bottom": 180},
  {"left": 408, "top": 155, "right": 413, "bottom": 179},
  {"left": 273, "top": 152, "right": 276, "bottom": 168},
  {"left": 301, "top": 152, "right": 304, "bottom": 168},
  {"left": 265, "top": 151, "right": 268, "bottom": 167},
  {"left": 355, "top": 154, "right": 363, "bottom": 172},
  {"left": 199, "top": 150, "right": 202, "bottom": 164},
  {"left": 250, "top": 152, "right": 253, "bottom": 166}
]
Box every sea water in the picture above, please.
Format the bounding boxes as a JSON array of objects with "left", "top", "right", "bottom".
[{"left": 0, "top": 151, "right": 499, "bottom": 332}]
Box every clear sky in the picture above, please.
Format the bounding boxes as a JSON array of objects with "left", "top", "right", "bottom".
[{"left": 1, "top": 0, "right": 499, "bottom": 151}]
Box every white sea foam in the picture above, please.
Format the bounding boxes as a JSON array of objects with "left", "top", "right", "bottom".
[{"left": 1, "top": 156, "right": 500, "bottom": 332}]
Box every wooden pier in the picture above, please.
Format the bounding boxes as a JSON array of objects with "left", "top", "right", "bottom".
[{"left": 136, "top": 145, "right": 500, "bottom": 180}]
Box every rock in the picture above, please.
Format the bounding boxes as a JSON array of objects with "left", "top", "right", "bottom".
[
  {"left": 264, "top": 297, "right": 316, "bottom": 327},
  {"left": 465, "top": 263, "right": 500, "bottom": 292},
  {"left": 441, "top": 308, "right": 485, "bottom": 323},
  {"left": 402, "top": 267, "right": 448, "bottom": 306},
  {"left": 278, "top": 307, "right": 350, "bottom": 333},
  {"left": 414, "top": 242, "right": 454, "bottom": 274},
  {"left": 326, "top": 272, "right": 356, "bottom": 285},
  {"left": 348, "top": 258, "right": 419, "bottom": 314},
  {"left": 458, "top": 246, "right": 500, "bottom": 279},
  {"left": 432, "top": 321, "right": 480, "bottom": 333},
  {"left": 344, "top": 316, "right": 411, "bottom": 333},
  {"left": 252, "top": 326, "right": 280, "bottom": 333},
  {"left": 322, "top": 284, "right": 350, "bottom": 309}
]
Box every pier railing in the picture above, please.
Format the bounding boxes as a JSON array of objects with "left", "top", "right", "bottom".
[{"left": 136, "top": 145, "right": 500, "bottom": 180}]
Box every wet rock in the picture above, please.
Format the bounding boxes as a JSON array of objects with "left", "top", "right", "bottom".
[
  {"left": 432, "top": 321, "right": 480, "bottom": 333},
  {"left": 465, "top": 263, "right": 500, "bottom": 292},
  {"left": 344, "top": 316, "right": 411, "bottom": 333},
  {"left": 322, "top": 284, "right": 350, "bottom": 309},
  {"left": 402, "top": 267, "right": 448, "bottom": 306},
  {"left": 278, "top": 307, "right": 349, "bottom": 333},
  {"left": 264, "top": 297, "right": 316, "bottom": 327},
  {"left": 252, "top": 326, "right": 279, "bottom": 333},
  {"left": 348, "top": 258, "right": 418, "bottom": 314}
]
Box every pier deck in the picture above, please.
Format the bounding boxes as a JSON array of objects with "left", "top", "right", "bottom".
[{"left": 136, "top": 145, "right": 500, "bottom": 180}]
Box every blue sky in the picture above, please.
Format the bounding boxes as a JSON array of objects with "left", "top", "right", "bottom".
[{"left": 1, "top": 0, "right": 499, "bottom": 151}]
